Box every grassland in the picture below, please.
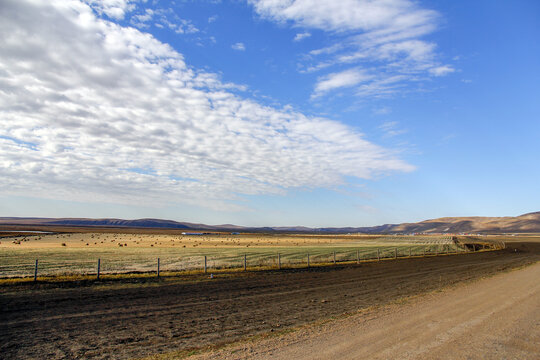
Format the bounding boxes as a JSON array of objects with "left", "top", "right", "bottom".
[{"left": 0, "top": 232, "right": 468, "bottom": 279}]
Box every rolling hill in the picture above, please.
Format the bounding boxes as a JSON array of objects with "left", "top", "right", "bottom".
[{"left": 0, "top": 212, "right": 538, "bottom": 234}]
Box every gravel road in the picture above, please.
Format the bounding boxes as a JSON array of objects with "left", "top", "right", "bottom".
[{"left": 192, "top": 260, "right": 540, "bottom": 360}]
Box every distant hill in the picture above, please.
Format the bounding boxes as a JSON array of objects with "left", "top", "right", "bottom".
[
  {"left": 389, "top": 211, "right": 540, "bottom": 234},
  {"left": 0, "top": 212, "right": 539, "bottom": 234}
]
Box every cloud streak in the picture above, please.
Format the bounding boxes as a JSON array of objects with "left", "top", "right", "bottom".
[
  {"left": 313, "top": 68, "right": 373, "bottom": 97},
  {"left": 249, "top": 0, "right": 454, "bottom": 98},
  {"left": 0, "top": 0, "right": 414, "bottom": 212}
]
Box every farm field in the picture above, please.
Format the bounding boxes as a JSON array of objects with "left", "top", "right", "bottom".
[
  {"left": 0, "top": 232, "right": 470, "bottom": 279},
  {"left": 1, "top": 236, "right": 538, "bottom": 360}
]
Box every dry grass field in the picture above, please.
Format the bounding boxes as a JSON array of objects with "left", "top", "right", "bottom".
[{"left": 0, "top": 231, "right": 471, "bottom": 279}]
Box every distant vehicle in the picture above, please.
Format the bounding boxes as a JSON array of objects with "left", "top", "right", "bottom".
[
  {"left": 231, "top": 232, "right": 240, "bottom": 235},
  {"left": 181, "top": 232, "right": 204, "bottom": 235}
]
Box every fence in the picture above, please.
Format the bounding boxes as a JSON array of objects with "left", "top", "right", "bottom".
[{"left": 0, "top": 241, "right": 503, "bottom": 281}]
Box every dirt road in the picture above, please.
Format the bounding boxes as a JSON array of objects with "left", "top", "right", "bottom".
[
  {"left": 194, "top": 257, "right": 540, "bottom": 360},
  {"left": 1, "top": 242, "right": 539, "bottom": 360}
]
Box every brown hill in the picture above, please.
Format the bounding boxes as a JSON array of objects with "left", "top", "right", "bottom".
[{"left": 391, "top": 212, "right": 540, "bottom": 234}]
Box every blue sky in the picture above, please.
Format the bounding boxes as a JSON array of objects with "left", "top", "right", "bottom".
[{"left": 0, "top": 0, "right": 538, "bottom": 227}]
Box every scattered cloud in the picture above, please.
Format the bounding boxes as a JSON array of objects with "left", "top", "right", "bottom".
[
  {"left": 125, "top": 5, "right": 199, "bottom": 34},
  {"left": 208, "top": 15, "right": 218, "bottom": 23},
  {"left": 173, "top": 20, "right": 199, "bottom": 34},
  {"left": 130, "top": 8, "right": 154, "bottom": 28},
  {"left": 248, "top": 0, "right": 455, "bottom": 98},
  {"left": 294, "top": 31, "right": 311, "bottom": 42},
  {"left": 158, "top": 14, "right": 199, "bottom": 34},
  {"left": 83, "top": 0, "right": 136, "bottom": 20},
  {"left": 0, "top": 0, "right": 414, "bottom": 211},
  {"left": 231, "top": 42, "right": 246, "bottom": 51}
]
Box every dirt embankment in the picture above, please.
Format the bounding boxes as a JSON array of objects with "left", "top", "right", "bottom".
[{"left": 1, "top": 242, "right": 539, "bottom": 360}]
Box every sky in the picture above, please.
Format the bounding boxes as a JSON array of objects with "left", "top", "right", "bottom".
[{"left": 0, "top": 0, "right": 539, "bottom": 227}]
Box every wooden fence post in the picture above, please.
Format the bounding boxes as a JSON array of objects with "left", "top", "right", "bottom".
[
  {"left": 409, "top": 248, "right": 412, "bottom": 257},
  {"left": 394, "top": 248, "right": 397, "bottom": 259},
  {"left": 34, "top": 259, "right": 38, "bottom": 282},
  {"left": 97, "top": 258, "right": 101, "bottom": 280},
  {"left": 377, "top": 248, "right": 380, "bottom": 261},
  {"left": 356, "top": 249, "right": 360, "bottom": 264},
  {"left": 157, "top": 258, "right": 160, "bottom": 278},
  {"left": 333, "top": 251, "right": 336, "bottom": 265},
  {"left": 244, "top": 254, "right": 247, "bottom": 271},
  {"left": 204, "top": 256, "right": 207, "bottom": 274},
  {"left": 307, "top": 253, "right": 310, "bottom": 268},
  {"left": 278, "top": 253, "right": 281, "bottom": 269}
]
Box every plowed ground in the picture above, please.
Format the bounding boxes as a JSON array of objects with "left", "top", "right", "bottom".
[{"left": 1, "top": 242, "right": 539, "bottom": 360}]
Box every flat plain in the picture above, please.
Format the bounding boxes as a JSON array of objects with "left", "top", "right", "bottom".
[
  {"left": 0, "top": 232, "right": 463, "bottom": 278},
  {"left": 1, "top": 230, "right": 538, "bottom": 359}
]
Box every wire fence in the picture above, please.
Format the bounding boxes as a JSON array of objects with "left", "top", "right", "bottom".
[{"left": 0, "top": 241, "right": 503, "bottom": 280}]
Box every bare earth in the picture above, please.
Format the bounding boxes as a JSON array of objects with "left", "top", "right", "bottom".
[
  {"left": 192, "top": 261, "right": 540, "bottom": 360},
  {"left": 1, "top": 242, "right": 538, "bottom": 359}
]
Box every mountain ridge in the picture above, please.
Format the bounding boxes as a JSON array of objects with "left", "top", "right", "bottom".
[{"left": 1, "top": 212, "right": 539, "bottom": 234}]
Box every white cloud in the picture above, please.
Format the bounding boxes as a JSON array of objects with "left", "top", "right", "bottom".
[
  {"left": 83, "top": 0, "right": 136, "bottom": 20},
  {"left": 231, "top": 42, "right": 246, "bottom": 51},
  {"left": 0, "top": 0, "right": 414, "bottom": 212},
  {"left": 248, "top": 0, "right": 455, "bottom": 98},
  {"left": 314, "top": 68, "right": 373, "bottom": 97},
  {"left": 355, "top": 75, "right": 408, "bottom": 98},
  {"left": 208, "top": 15, "right": 218, "bottom": 23},
  {"left": 294, "top": 31, "right": 311, "bottom": 42},
  {"left": 249, "top": 0, "right": 437, "bottom": 32},
  {"left": 174, "top": 20, "right": 199, "bottom": 34},
  {"left": 130, "top": 7, "right": 199, "bottom": 34},
  {"left": 130, "top": 8, "right": 154, "bottom": 28},
  {"left": 161, "top": 16, "right": 199, "bottom": 34},
  {"left": 429, "top": 65, "right": 455, "bottom": 76}
]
